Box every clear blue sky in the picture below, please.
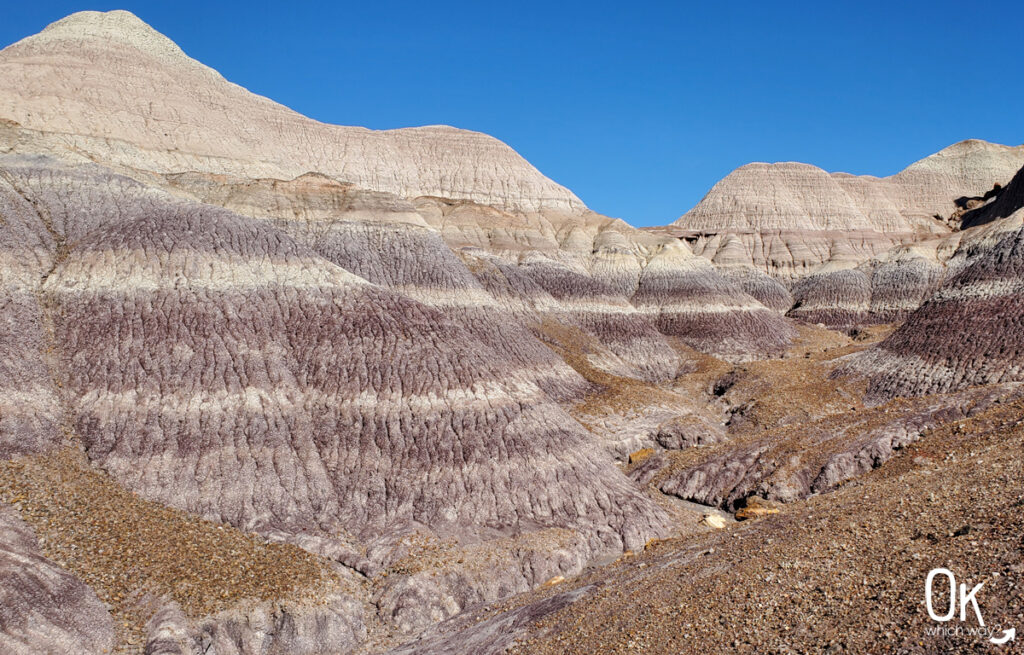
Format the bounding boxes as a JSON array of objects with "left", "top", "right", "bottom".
[{"left": 3, "top": 2, "right": 1022, "bottom": 226}]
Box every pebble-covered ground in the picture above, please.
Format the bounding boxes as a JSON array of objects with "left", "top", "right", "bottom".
[
  {"left": 502, "top": 393, "right": 1024, "bottom": 654},
  {"left": 0, "top": 449, "right": 339, "bottom": 650}
]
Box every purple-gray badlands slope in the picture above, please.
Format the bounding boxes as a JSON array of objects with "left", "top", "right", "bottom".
[{"left": 2, "top": 10, "right": 1024, "bottom": 655}]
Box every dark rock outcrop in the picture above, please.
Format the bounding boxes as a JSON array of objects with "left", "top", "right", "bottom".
[
  {"left": 653, "top": 385, "right": 1020, "bottom": 509},
  {"left": 960, "top": 165, "right": 1024, "bottom": 229},
  {"left": 654, "top": 414, "right": 726, "bottom": 450},
  {"left": 387, "top": 585, "right": 596, "bottom": 655}
]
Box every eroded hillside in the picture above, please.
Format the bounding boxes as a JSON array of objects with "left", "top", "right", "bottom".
[{"left": 1, "top": 10, "right": 1023, "bottom": 655}]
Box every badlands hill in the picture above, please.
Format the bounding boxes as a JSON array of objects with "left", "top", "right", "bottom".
[
  {"left": 2, "top": 9, "right": 1024, "bottom": 655},
  {"left": 0, "top": 10, "right": 587, "bottom": 214},
  {"left": 666, "top": 140, "right": 1024, "bottom": 277}
]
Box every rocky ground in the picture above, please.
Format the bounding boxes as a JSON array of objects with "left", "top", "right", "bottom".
[
  {"left": 0, "top": 449, "right": 348, "bottom": 652},
  {"left": 397, "top": 389, "right": 1024, "bottom": 654},
  {"left": 377, "top": 327, "right": 1024, "bottom": 655}
]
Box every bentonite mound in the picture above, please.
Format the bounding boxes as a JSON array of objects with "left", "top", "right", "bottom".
[
  {"left": 41, "top": 177, "right": 668, "bottom": 552},
  {"left": 680, "top": 162, "right": 915, "bottom": 232},
  {"left": 0, "top": 153, "right": 674, "bottom": 646},
  {"left": 719, "top": 267, "right": 793, "bottom": 312},
  {"left": 511, "top": 252, "right": 682, "bottom": 382},
  {"left": 672, "top": 141, "right": 1024, "bottom": 276},
  {"left": 0, "top": 504, "right": 115, "bottom": 654},
  {"left": 782, "top": 241, "right": 951, "bottom": 329},
  {"left": 0, "top": 1, "right": 801, "bottom": 371},
  {"left": 632, "top": 242, "right": 797, "bottom": 358},
  {"left": 891, "top": 140, "right": 1024, "bottom": 221},
  {"left": 861, "top": 250, "right": 947, "bottom": 323},
  {"left": 159, "top": 171, "right": 594, "bottom": 403},
  {"left": 0, "top": 154, "right": 173, "bottom": 458},
  {"left": 0, "top": 11, "right": 585, "bottom": 214},
  {"left": 788, "top": 268, "right": 871, "bottom": 327},
  {"left": 850, "top": 210, "right": 1024, "bottom": 400}
]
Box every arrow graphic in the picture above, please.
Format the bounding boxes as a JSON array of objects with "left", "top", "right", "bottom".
[{"left": 991, "top": 628, "right": 1016, "bottom": 645}]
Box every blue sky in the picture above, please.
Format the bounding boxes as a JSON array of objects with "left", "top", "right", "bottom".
[{"left": 3, "top": 2, "right": 1022, "bottom": 226}]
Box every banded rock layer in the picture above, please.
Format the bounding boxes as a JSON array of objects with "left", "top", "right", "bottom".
[
  {"left": 157, "top": 171, "right": 593, "bottom": 401},
  {"left": 413, "top": 197, "right": 796, "bottom": 361},
  {"left": 0, "top": 11, "right": 584, "bottom": 214},
  {"left": 0, "top": 154, "right": 675, "bottom": 641},
  {"left": 0, "top": 10, "right": 798, "bottom": 364},
  {"left": 850, "top": 211, "right": 1024, "bottom": 401},
  {"left": 786, "top": 250, "right": 946, "bottom": 329},
  {"left": 670, "top": 141, "right": 1024, "bottom": 277},
  {"left": 833, "top": 163, "right": 1024, "bottom": 399}
]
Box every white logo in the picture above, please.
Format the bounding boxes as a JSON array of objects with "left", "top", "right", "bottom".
[{"left": 925, "top": 568, "right": 1015, "bottom": 645}]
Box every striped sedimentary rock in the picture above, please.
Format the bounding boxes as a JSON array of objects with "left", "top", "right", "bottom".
[
  {"left": 415, "top": 198, "right": 798, "bottom": 363},
  {"left": 160, "top": 171, "right": 592, "bottom": 402},
  {"left": 0, "top": 156, "right": 672, "bottom": 638},
  {"left": 456, "top": 247, "right": 669, "bottom": 388},
  {"left": 786, "top": 244, "right": 948, "bottom": 329},
  {"left": 632, "top": 242, "right": 796, "bottom": 359},
  {"left": 719, "top": 267, "right": 793, "bottom": 313},
  {"left": 161, "top": 171, "right": 692, "bottom": 386},
  {"left": 510, "top": 252, "right": 682, "bottom": 382},
  {"left": 0, "top": 155, "right": 173, "bottom": 457},
  {"left": 314, "top": 223, "right": 595, "bottom": 396},
  {"left": 788, "top": 268, "right": 871, "bottom": 327},
  {"left": 48, "top": 204, "right": 668, "bottom": 550},
  {"left": 0, "top": 12, "right": 585, "bottom": 214},
  {"left": 849, "top": 210, "right": 1024, "bottom": 400},
  {"left": 16, "top": 164, "right": 667, "bottom": 555},
  {"left": 861, "top": 251, "right": 946, "bottom": 323},
  {"left": 454, "top": 249, "right": 701, "bottom": 458},
  {"left": 672, "top": 141, "right": 1024, "bottom": 277},
  {"left": 0, "top": 175, "right": 59, "bottom": 458}
]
